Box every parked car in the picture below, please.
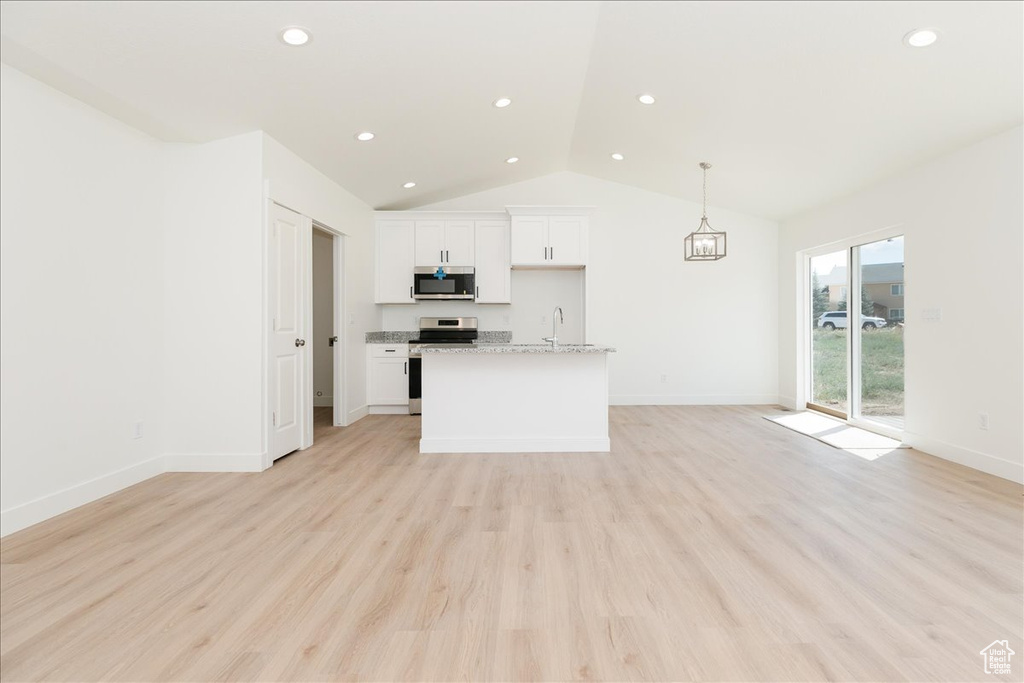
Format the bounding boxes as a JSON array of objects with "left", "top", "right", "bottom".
[{"left": 817, "top": 311, "right": 888, "bottom": 330}]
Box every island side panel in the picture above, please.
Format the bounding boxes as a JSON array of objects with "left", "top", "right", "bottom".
[{"left": 420, "top": 352, "right": 610, "bottom": 453}]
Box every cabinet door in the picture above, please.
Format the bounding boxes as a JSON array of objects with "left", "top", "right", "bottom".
[
  {"left": 510, "top": 216, "right": 548, "bottom": 266},
  {"left": 444, "top": 220, "right": 475, "bottom": 266},
  {"left": 376, "top": 221, "right": 415, "bottom": 303},
  {"left": 474, "top": 221, "right": 511, "bottom": 303},
  {"left": 368, "top": 357, "right": 409, "bottom": 405},
  {"left": 414, "top": 220, "right": 446, "bottom": 267},
  {"left": 547, "top": 216, "right": 586, "bottom": 265}
]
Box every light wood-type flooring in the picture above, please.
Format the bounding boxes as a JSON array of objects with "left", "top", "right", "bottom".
[{"left": 1, "top": 406, "right": 1021, "bottom": 682}]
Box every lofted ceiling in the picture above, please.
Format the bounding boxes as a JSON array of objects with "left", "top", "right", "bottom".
[{"left": 1, "top": 1, "right": 1021, "bottom": 219}]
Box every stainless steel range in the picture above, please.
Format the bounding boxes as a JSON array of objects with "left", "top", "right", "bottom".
[{"left": 408, "top": 317, "right": 478, "bottom": 415}]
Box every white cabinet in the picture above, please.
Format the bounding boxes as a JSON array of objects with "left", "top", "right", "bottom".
[
  {"left": 510, "top": 215, "right": 586, "bottom": 266},
  {"left": 474, "top": 220, "right": 511, "bottom": 303},
  {"left": 367, "top": 344, "right": 409, "bottom": 408},
  {"left": 376, "top": 221, "right": 415, "bottom": 303},
  {"left": 415, "top": 220, "right": 475, "bottom": 267}
]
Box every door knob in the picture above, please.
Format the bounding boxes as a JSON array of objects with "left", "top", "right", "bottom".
[{"left": 295, "top": 338, "right": 306, "bottom": 347}]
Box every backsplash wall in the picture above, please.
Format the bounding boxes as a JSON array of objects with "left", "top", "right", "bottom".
[{"left": 379, "top": 269, "right": 585, "bottom": 344}]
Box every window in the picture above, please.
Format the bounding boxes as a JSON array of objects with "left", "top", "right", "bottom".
[
  {"left": 889, "top": 308, "right": 904, "bottom": 320},
  {"left": 891, "top": 284, "right": 904, "bottom": 296}
]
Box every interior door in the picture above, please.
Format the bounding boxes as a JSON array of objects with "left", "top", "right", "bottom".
[{"left": 270, "top": 203, "right": 310, "bottom": 460}]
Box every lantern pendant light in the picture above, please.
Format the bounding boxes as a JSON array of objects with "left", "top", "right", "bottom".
[{"left": 684, "top": 162, "right": 727, "bottom": 261}]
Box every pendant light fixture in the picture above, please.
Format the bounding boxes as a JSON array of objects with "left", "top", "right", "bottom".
[{"left": 685, "top": 162, "right": 727, "bottom": 261}]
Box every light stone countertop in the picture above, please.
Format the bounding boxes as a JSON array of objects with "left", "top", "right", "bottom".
[{"left": 417, "top": 343, "right": 615, "bottom": 354}]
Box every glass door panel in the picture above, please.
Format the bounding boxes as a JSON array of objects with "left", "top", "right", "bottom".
[
  {"left": 809, "top": 250, "right": 849, "bottom": 417},
  {"left": 853, "top": 236, "right": 905, "bottom": 428}
]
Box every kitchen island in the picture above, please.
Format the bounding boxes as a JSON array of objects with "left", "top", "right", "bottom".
[{"left": 418, "top": 343, "right": 615, "bottom": 453}]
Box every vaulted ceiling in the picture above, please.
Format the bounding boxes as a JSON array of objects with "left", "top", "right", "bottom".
[{"left": 2, "top": 1, "right": 1021, "bottom": 218}]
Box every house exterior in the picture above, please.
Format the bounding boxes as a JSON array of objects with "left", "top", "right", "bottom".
[{"left": 820, "top": 263, "right": 905, "bottom": 322}]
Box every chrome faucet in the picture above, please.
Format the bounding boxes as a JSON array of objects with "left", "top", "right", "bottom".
[{"left": 542, "top": 306, "right": 563, "bottom": 347}]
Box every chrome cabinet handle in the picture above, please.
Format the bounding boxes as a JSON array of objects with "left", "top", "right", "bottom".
[
  {"left": 404, "top": 361, "right": 408, "bottom": 375},
  {"left": 295, "top": 338, "right": 306, "bottom": 347},
  {"left": 445, "top": 250, "right": 449, "bottom": 262},
  {"left": 410, "top": 285, "right": 413, "bottom": 299}
]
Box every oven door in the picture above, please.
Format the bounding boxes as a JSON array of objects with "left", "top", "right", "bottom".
[{"left": 413, "top": 267, "right": 475, "bottom": 300}]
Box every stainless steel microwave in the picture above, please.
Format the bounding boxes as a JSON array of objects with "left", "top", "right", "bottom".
[{"left": 413, "top": 266, "right": 475, "bottom": 300}]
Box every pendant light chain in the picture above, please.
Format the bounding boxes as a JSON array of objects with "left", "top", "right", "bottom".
[{"left": 700, "top": 162, "right": 711, "bottom": 219}]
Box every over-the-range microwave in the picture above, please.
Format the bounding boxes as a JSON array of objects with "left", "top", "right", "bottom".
[{"left": 413, "top": 266, "right": 475, "bottom": 300}]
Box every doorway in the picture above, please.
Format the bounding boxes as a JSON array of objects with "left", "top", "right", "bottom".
[
  {"left": 312, "top": 227, "right": 336, "bottom": 433},
  {"left": 804, "top": 234, "right": 905, "bottom": 434}
]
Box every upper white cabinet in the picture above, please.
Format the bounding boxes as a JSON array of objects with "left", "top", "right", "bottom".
[
  {"left": 509, "top": 210, "right": 588, "bottom": 267},
  {"left": 375, "top": 220, "right": 415, "bottom": 303},
  {"left": 415, "top": 220, "right": 474, "bottom": 267},
  {"left": 474, "top": 220, "right": 511, "bottom": 303}
]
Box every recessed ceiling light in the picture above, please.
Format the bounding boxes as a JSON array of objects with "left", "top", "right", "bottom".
[
  {"left": 610, "top": 153, "right": 624, "bottom": 161},
  {"left": 493, "top": 97, "right": 512, "bottom": 108},
  {"left": 279, "top": 27, "right": 311, "bottom": 46},
  {"left": 505, "top": 157, "right": 519, "bottom": 164},
  {"left": 903, "top": 28, "right": 939, "bottom": 47},
  {"left": 637, "top": 94, "right": 656, "bottom": 105},
  {"left": 355, "top": 131, "right": 375, "bottom": 141},
  {"left": 402, "top": 182, "right": 416, "bottom": 189}
]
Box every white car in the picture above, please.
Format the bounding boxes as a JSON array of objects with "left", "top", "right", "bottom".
[{"left": 817, "top": 311, "right": 888, "bottom": 330}]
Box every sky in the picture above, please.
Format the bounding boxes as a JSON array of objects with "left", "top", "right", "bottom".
[{"left": 811, "top": 236, "right": 904, "bottom": 277}]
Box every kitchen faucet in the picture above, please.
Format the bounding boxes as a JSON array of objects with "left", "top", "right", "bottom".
[{"left": 542, "top": 306, "right": 563, "bottom": 348}]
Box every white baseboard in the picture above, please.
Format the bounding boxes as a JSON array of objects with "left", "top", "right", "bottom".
[
  {"left": 163, "top": 453, "right": 267, "bottom": 473},
  {"left": 348, "top": 404, "right": 369, "bottom": 423},
  {"left": 368, "top": 405, "right": 410, "bottom": 415},
  {"left": 0, "top": 455, "right": 165, "bottom": 538},
  {"left": 420, "top": 437, "right": 610, "bottom": 454},
  {"left": 902, "top": 432, "right": 1023, "bottom": 484},
  {"left": 777, "top": 395, "right": 798, "bottom": 410},
  {"left": 610, "top": 394, "right": 780, "bottom": 406}
]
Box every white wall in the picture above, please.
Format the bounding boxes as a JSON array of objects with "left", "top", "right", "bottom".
[
  {"left": 381, "top": 269, "right": 586, "bottom": 345},
  {"left": 0, "top": 65, "right": 164, "bottom": 535},
  {"left": 779, "top": 126, "right": 1024, "bottom": 483},
  {"left": 161, "top": 132, "right": 265, "bottom": 470},
  {"left": 261, "top": 134, "right": 376, "bottom": 425},
  {"left": 312, "top": 229, "right": 334, "bottom": 406},
  {"left": 420, "top": 172, "right": 780, "bottom": 404}
]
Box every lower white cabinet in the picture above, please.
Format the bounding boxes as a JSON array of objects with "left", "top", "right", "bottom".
[{"left": 367, "top": 344, "right": 409, "bottom": 410}]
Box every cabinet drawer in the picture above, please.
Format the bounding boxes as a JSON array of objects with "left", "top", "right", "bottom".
[{"left": 370, "top": 344, "right": 409, "bottom": 358}]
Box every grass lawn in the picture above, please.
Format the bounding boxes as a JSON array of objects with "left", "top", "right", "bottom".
[{"left": 812, "top": 326, "right": 904, "bottom": 417}]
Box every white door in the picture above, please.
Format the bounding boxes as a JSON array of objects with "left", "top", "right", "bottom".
[
  {"left": 474, "top": 220, "right": 511, "bottom": 303},
  {"left": 414, "top": 220, "right": 446, "bottom": 266},
  {"left": 510, "top": 216, "right": 548, "bottom": 265},
  {"left": 547, "top": 216, "right": 585, "bottom": 265},
  {"left": 270, "top": 203, "right": 310, "bottom": 460},
  {"left": 444, "top": 220, "right": 475, "bottom": 266}
]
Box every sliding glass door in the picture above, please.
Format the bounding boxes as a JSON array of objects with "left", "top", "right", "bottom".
[
  {"left": 806, "top": 236, "right": 905, "bottom": 432},
  {"left": 809, "top": 250, "right": 849, "bottom": 417},
  {"left": 853, "top": 236, "right": 905, "bottom": 429}
]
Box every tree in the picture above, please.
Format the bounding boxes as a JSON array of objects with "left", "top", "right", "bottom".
[
  {"left": 837, "top": 285, "right": 873, "bottom": 316},
  {"left": 811, "top": 271, "right": 829, "bottom": 318}
]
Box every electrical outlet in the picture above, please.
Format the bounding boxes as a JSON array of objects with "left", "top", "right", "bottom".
[
  {"left": 131, "top": 421, "right": 144, "bottom": 440},
  {"left": 978, "top": 413, "right": 989, "bottom": 430},
  {"left": 660, "top": 374, "right": 667, "bottom": 383},
  {"left": 540, "top": 315, "right": 547, "bottom": 324}
]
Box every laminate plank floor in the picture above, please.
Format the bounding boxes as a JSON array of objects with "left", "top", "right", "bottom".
[{"left": 1, "top": 406, "right": 1021, "bottom": 682}]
